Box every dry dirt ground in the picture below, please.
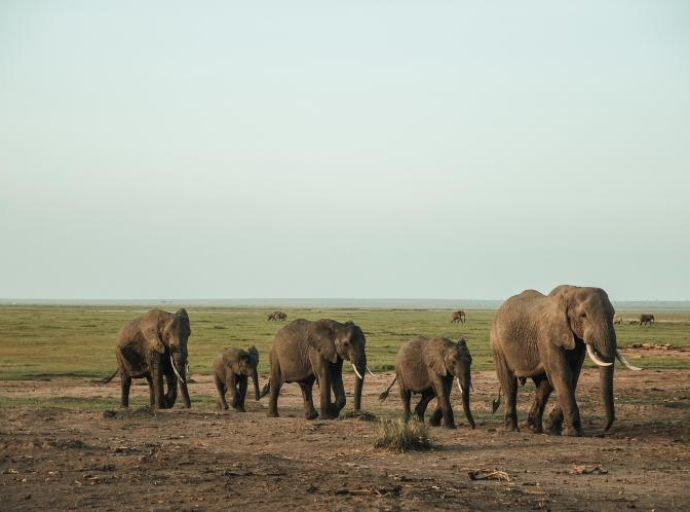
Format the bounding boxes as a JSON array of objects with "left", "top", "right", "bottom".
[{"left": 1, "top": 370, "right": 689, "bottom": 511}]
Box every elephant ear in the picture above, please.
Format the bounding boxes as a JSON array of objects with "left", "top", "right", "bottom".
[
  {"left": 247, "top": 346, "right": 259, "bottom": 367},
  {"left": 223, "top": 348, "right": 242, "bottom": 373},
  {"left": 424, "top": 343, "right": 448, "bottom": 377},
  {"left": 546, "top": 296, "right": 576, "bottom": 350},
  {"left": 141, "top": 310, "right": 166, "bottom": 354},
  {"left": 307, "top": 321, "right": 338, "bottom": 364}
]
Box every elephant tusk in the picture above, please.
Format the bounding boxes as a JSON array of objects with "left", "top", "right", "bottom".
[
  {"left": 586, "top": 344, "right": 613, "bottom": 367},
  {"left": 456, "top": 378, "right": 463, "bottom": 396},
  {"left": 616, "top": 349, "right": 642, "bottom": 371},
  {"left": 366, "top": 366, "right": 376, "bottom": 378},
  {"left": 351, "top": 363, "right": 363, "bottom": 380},
  {"left": 185, "top": 362, "right": 190, "bottom": 378},
  {"left": 170, "top": 355, "right": 186, "bottom": 384}
]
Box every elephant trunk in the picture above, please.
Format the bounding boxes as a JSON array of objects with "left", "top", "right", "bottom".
[
  {"left": 590, "top": 320, "right": 616, "bottom": 430},
  {"left": 461, "top": 374, "right": 475, "bottom": 429},
  {"left": 176, "top": 360, "right": 191, "bottom": 408},
  {"left": 351, "top": 354, "right": 366, "bottom": 411},
  {"left": 252, "top": 368, "right": 260, "bottom": 401},
  {"left": 600, "top": 364, "right": 615, "bottom": 430}
]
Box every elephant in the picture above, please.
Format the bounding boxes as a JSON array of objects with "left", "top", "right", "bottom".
[
  {"left": 213, "top": 346, "right": 260, "bottom": 411},
  {"left": 639, "top": 314, "right": 655, "bottom": 326},
  {"left": 490, "top": 285, "right": 641, "bottom": 437},
  {"left": 262, "top": 319, "right": 370, "bottom": 420},
  {"left": 451, "top": 310, "right": 466, "bottom": 324},
  {"left": 103, "top": 308, "right": 192, "bottom": 409},
  {"left": 379, "top": 336, "right": 475, "bottom": 429},
  {"left": 267, "top": 311, "right": 287, "bottom": 321}
]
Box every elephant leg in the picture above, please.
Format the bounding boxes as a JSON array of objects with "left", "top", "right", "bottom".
[
  {"left": 400, "top": 386, "right": 412, "bottom": 422},
  {"left": 547, "top": 346, "right": 586, "bottom": 435},
  {"left": 145, "top": 374, "right": 154, "bottom": 407},
  {"left": 120, "top": 372, "right": 132, "bottom": 409},
  {"left": 236, "top": 376, "right": 247, "bottom": 412},
  {"left": 331, "top": 363, "right": 346, "bottom": 416},
  {"left": 227, "top": 374, "right": 240, "bottom": 410},
  {"left": 528, "top": 376, "right": 552, "bottom": 433},
  {"left": 546, "top": 352, "right": 581, "bottom": 437},
  {"left": 214, "top": 375, "right": 229, "bottom": 410},
  {"left": 414, "top": 388, "right": 436, "bottom": 423},
  {"left": 164, "top": 370, "right": 177, "bottom": 409},
  {"left": 436, "top": 378, "right": 456, "bottom": 429},
  {"left": 149, "top": 355, "right": 165, "bottom": 409},
  {"left": 494, "top": 349, "right": 519, "bottom": 432},
  {"left": 268, "top": 364, "right": 282, "bottom": 418},
  {"left": 318, "top": 364, "right": 336, "bottom": 420},
  {"left": 299, "top": 379, "right": 319, "bottom": 420}
]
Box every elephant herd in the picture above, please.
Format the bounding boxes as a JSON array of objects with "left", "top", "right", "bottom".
[{"left": 104, "top": 285, "right": 643, "bottom": 437}]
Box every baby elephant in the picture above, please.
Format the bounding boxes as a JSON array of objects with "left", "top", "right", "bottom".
[
  {"left": 213, "top": 346, "right": 260, "bottom": 412},
  {"left": 380, "top": 336, "right": 475, "bottom": 429}
]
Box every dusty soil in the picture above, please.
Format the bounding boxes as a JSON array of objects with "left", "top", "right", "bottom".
[{"left": 1, "top": 370, "right": 689, "bottom": 511}]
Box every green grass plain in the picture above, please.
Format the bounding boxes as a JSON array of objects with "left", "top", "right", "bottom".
[{"left": 1, "top": 305, "right": 689, "bottom": 381}]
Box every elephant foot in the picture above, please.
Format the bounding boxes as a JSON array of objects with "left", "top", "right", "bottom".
[
  {"left": 527, "top": 418, "right": 543, "bottom": 433},
  {"left": 305, "top": 410, "right": 319, "bottom": 420},
  {"left": 562, "top": 426, "right": 582, "bottom": 437},
  {"left": 235, "top": 406, "right": 246, "bottom": 413},
  {"left": 546, "top": 422, "right": 562, "bottom": 436},
  {"left": 267, "top": 410, "right": 280, "bottom": 418},
  {"left": 428, "top": 417, "right": 441, "bottom": 427},
  {"left": 503, "top": 421, "right": 519, "bottom": 433}
]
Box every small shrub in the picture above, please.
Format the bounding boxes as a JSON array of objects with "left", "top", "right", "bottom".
[
  {"left": 373, "top": 418, "right": 432, "bottom": 453},
  {"left": 340, "top": 410, "right": 377, "bottom": 421}
]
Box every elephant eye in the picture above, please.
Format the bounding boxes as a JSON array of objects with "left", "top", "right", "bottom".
[{"left": 580, "top": 312, "right": 587, "bottom": 318}]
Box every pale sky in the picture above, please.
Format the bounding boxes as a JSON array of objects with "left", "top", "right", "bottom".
[{"left": 1, "top": 1, "right": 689, "bottom": 301}]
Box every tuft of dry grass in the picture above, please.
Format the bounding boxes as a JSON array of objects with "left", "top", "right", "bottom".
[
  {"left": 340, "top": 409, "right": 378, "bottom": 421},
  {"left": 373, "top": 418, "right": 432, "bottom": 453}
]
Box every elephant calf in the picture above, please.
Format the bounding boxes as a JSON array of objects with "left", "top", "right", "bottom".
[
  {"left": 213, "top": 346, "right": 260, "bottom": 412},
  {"left": 380, "top": 336, "right": 475, "bottom": 429}
]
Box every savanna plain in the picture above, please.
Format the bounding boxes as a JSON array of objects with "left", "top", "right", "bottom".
[{"left": 1, "top": 305, "right": 689, "bottom": 511}]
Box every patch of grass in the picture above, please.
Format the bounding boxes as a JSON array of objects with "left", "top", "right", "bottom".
[
  {"left": 373, "top": 418, "right": 432, "bottom": 453},
  {"left": 0, "top": 305, "right": 689, "bottom": 382},
  {"left": 340, "top": 409, "right": 377, "bottom": 421}
]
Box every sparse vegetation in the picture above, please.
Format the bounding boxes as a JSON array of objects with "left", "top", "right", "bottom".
[
  {"left": 0, "top": 305, "right": 689, "bottom": 380},
  {"left": 373, "top": 418, "right": 432, "bottom": 452},
  {"left": 340, "top": 409, "right": 377, "bottom": 421}
]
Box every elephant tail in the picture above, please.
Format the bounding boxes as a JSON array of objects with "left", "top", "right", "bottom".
[
  {"left": 378, "top": 375, "right": 398, "bottom": 402},
  {"left": 100, "top": 368, "right": 119, "bottom": 384},
  {"left": 491, "top": 387, "right": 502, "bottom": 414},
  {"left": 259, "top": 381, "right": 270, "bottom": 399}
]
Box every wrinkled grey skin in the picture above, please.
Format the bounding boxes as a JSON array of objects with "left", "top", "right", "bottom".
[
  {"left": 213, "top": 346, "right": 260, "bottom": 411},
  {"left": 639, "top": 314, "right": 655, "bottom": 326},
  {"left": 393, "top": 336, "right": 475, "bottom": 429},
  {"left": 108, "top": 309, "right": 192, "bottom": 409},
  {"left": 491, "top": 286, "right": 621, "bottom": 436},
  {"left": 263, "top": 319, "right": 367, "bottom": 420}
]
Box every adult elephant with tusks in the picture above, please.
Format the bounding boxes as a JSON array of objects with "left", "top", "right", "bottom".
[
  {"left": 491, "top": 285, "right": 641, "bottom": 436},
  {"left": 261, "top": 319, "right": 371, "bottom": 419},
  {"left": 102, "top": 308, "right": 192, "bottom": 409}
]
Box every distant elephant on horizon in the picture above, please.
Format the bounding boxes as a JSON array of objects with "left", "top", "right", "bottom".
[
  {"left": 261, "top": 319, "right": 370, "bottom": 420},
  {"left": 213, "top": 346, "right": 260, "bottom": 411},
  {"left": 613, "top": 315, "right": 623, "bottom": 325},
  {"left": 451, "top": 310, "right": 466, "bottom": 324},
  {"left": 639, "top": 314, "right": 655, "bottom": 326},
  {"left": 267, "top": 311, "right": 287, "bottom": 321},
  {"left": 102, "top": 308, "right": 192, "bottom": 409}
]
